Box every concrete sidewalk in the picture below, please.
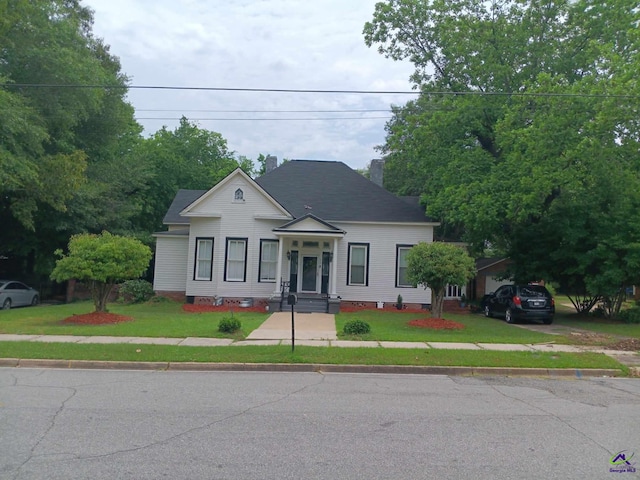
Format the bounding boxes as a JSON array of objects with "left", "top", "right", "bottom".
[{"left": 0, "top": 333, "right": 636, "bottom": 357}]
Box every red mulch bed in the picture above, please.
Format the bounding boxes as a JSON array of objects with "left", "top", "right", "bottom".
[
  {"left": 407, "top": 318, "right": 465, "bottom": 330},
  {"left": 182, "top": 304, "right": 266, "bottom": 313},
  {"left": 63, "top": 312, "right": 134, "bottom": 325}
]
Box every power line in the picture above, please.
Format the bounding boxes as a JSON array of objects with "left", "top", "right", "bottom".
[
  {"left": 2, "top": 83, "right": 639, "bottom": 98},
  {"left": 2, "top": 83, "right": 419, "bottom": 95},
  {"left": 137, "top": 108, "right": 393, "bottom": 113},
  {"left": 136, "top": 116, "right": 393, "bottom": 121}
]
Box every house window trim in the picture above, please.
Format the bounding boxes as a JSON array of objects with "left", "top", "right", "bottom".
[
  {"left": 396, "top": 244, "right": 415, "bottom": 288},
  {"left": 224, "top": 237, "right": 248, "bottom": 282},
  {"left": 347, "top": 242, "right": 369, "bottom": 286},
  {"left": 258, "top": 239, "right": 278, "bottom": 283},
  {"left": 193, "top": 237, "right": 214, "bottom": 281},
  {"left": 234, "top": 188, "right": 244, "bottom": 202}
]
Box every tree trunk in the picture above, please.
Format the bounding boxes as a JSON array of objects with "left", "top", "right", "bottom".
[
  {"left": 90, "top": 281, "right": 114, "bottom": 312},
  {"left": 431, "top": 287, "right": 446, "bottom": 319}
]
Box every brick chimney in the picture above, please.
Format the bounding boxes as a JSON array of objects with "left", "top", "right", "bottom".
[
  {"left": 265, "top": 155, "right": 278, "bottom": 173},
  {"left": 369, "top": 159, "right": 384, "bottom": 187}
]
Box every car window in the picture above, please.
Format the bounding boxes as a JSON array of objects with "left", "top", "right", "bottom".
[
  {"left": 6, "top": 282, "right": 19, "bottom": 290},
  {"left": 520, "top": 286, "right": 548, "bottom": 297},
  {"left": 498, "top": 286, "right": 512, "bottom": 298},
  {"left": 0, "top": 281, "right": 6, "bottom": 288}
]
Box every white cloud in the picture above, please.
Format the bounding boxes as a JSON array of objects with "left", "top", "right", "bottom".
[{"left": 84, "top": 0, "right": 417, "bottom": 170}]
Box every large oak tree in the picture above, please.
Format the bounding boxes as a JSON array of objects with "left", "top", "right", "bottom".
[{"left": 365, "top": 0, "right": 640, "bottom": 315}]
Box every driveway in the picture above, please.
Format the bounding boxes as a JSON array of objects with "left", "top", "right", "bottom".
[{"left": 246, "top": 312, "right": 337, "bottom": 340}]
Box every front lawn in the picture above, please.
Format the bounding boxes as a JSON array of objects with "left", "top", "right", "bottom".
[
  {"left": 0, "top": 301, "right": 268, "bottom": 339},
  {"left": 553, "top": 313, "right": 640, "bottom": 338},
  {"left": 336, "top": 309, "right": 558, "bottom": 344}
]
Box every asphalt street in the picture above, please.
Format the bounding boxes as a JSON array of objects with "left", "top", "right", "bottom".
[{"left": 1, "top": 368, "right": 639, "bottom": 479}]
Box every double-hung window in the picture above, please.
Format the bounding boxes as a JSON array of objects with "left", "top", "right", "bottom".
[
  {"left": 259, "top": 240, "right": 278, "bottom": 282},
  {"left": 225, "top": 238, "right": 247, "bottom": 282},
  {"left": 194, "top": 238, "right": 213, "bottom": 281},
  {"left": 396, "top": 245, "right": 414, "bottom": 287},
  {"left": 348, "top": 243, "right": 369, "bottom": 286}
]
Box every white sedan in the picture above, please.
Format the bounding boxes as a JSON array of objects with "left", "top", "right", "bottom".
[{"left": 0, "top": 281, "right": 40, "bottom": 310}]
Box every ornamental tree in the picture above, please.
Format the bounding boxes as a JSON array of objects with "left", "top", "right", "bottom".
[
  {"left": 51, "top": 232, "right": 152, "bottom": 312},
  {"left": 406, "top": 242, "right": 476, "bottom": 319}
]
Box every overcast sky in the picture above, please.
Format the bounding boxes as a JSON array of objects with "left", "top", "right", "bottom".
[{"left": 83, "top": 0, "right": 417, "bottom": 170}]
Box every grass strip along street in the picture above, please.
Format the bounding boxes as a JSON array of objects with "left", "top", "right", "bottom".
[
  {"left": 0, "top": 342, "right": 626, "bottom": 373},
  {"left": 0, "top": 300, "right": 636, "bottom": 373}
]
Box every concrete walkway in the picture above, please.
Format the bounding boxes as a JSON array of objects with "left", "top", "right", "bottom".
[
  {"left": 246, "top": 312, "right": 337, "bottom": 341},
  {"left": 0, "top": 333, "right": 636, "bottom": 357}
]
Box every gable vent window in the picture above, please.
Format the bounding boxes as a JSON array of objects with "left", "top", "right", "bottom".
[{"left": 234, "top": 188, "right": 244, "bottom": 201}]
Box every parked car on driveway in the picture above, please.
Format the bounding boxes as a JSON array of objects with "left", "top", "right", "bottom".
[
  {"left": 484, "top": 284, "right": 554, "bottom": 324},
  {"left": 0, "top": 280, "right": 40, "bottom": 310}
]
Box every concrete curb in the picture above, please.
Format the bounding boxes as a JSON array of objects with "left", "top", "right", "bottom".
[{"left": 0, "top": 358, "right": 623, "bottom": 377}]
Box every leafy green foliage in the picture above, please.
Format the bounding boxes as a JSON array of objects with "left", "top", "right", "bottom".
[
  {"left": 131, "top": 117, "right": 243, "bottom": 232},
  {"left": 406, "top": 243, "right": 476, "bottom": 318},
  {"left": 0, "top": 0, "right": 149, "bottom": 282},
  {"left": 343, "top": 319, "right": 371, "bottom": 335},
  {"left": 118, "top": 279, "right": 155, "bottom": 304},
  {"left": 366, "top": 1, "right": 640, "bottom": 310},
  {"left": 615, "top": 308, "right": 640, "bottom": 324},
  {"left": 218, "top": 316, "right": 241, "bottom": 334},
  {"left": 51, "top": 232, "right": 152, "bottom": 312}
]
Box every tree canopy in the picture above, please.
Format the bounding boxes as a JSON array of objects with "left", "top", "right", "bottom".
[
  {"left": 0, "top": 2, "right": 252, "bottom": 285},
  {"left": 51, "top": 232, "right": 152, "bottom": 312},
  {"left": 406, "top": 242, "right": 476, "bottom": 318},
  {"left": 365, "top": 0, "right": 640, "bottom": 314}
]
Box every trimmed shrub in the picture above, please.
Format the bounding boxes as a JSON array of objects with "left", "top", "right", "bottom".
[
  {"left": 616, "top": 307, "right": 640, "bottom": 324},
  {"left": 343, "top": 319, "right": 371, "bottom": 335},
  {"left": 118, "top": 279, "right": 154, "bottom": 303},
  {"left": 218, "top": 316, "right": 241, "bottom": 333}
]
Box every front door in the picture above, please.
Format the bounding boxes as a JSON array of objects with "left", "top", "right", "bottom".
[{"left": 301, "top": 256, "right": 318, "bottom": 292}]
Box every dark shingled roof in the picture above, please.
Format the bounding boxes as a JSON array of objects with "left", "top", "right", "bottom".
[
  {"left": 161, "top": 160, "right": 435, "bottom": 225},
  {"left": 476, "top": 257, "right": 509, "bottom": 271},
  {"left": 255, "top": 160, "right": 434, "bottom": 223},
  {"left": 163, "top": 189, "right": 206, "bottom": 224}
]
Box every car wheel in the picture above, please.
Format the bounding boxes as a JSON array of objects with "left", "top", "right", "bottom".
[
  {"left": 484, "top": 305, "right": 492, "bottom": 318},
  {"left": 31, "top": 295, "right": 39, "bottom": 306},
  {"left": 543, "top": 318, "right": 553, "bottom": 325},
  {"left": 2, "top": 298, "right": 11, "bottom": 310},
  {"left": 505, "top": 308, "right": 515, "bottom": 324}
]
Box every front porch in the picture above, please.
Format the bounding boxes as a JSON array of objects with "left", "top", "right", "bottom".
[{"left": 268, "top": 282, "right": 340, "bottom": 313}]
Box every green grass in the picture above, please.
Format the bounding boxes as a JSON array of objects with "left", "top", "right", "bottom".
[
  {"left": 553, "top": 312, "right": 640, "bottom": 338},
  {"left": 0, "top": 301, "right": 268, "bottom": 339},
  {"left": 336, "top": 310, "right": 558, "bottom": 343},
  {"left": 0, "top": 341, "right": 626, "bottom": 371}
]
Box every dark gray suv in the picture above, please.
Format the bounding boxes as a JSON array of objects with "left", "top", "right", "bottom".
[{"left": 484, "top": 284, "right": 555, "bottom": 324}]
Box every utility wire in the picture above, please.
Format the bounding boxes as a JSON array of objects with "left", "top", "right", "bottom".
[
  {"left": 137, "top": 108, "right": 393, "bottom": 113},
  {"left": 2, "top": 83, "right": 639, "bottom": 98},
  {"left": 135, "top": 116, "right": 393, "bottom": 121}
]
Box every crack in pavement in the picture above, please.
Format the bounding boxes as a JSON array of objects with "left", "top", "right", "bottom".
[
  {"left": 10, "top": 385, "right": 78, "bottom": 480},
  {"left": 486, "top": 382, "right": 614, "bottom": 457},
  {"left": 70, "top": 372, "right": 328, "bottom": 461}
]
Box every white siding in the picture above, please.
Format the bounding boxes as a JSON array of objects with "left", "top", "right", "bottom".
[
  {"left": 153, "top": 236, "right": 189, "bottom": 291},
  {"left": 185, "top": 178, "right": 290, "bottom": 298},
  {"left": 332, "top": 222, "right": 434, "bottom": 305}
]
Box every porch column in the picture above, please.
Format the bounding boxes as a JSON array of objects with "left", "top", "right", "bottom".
[
  {"left": 274, "top": 237, "right": 284, "bottom": 295},
  {"left": 330, "top": 238, "right": 338, "bottom": 298}
]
